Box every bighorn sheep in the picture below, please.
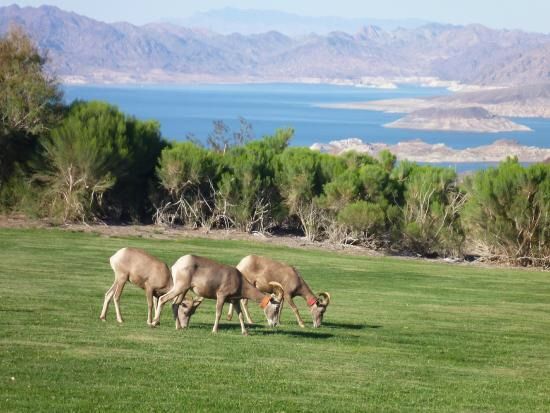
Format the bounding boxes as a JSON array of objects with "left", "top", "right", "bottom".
[
  {"left": 172, "top": 295, "right": 204, "bottom": 329},
  {"left": 151, "top": 255, "right": 284, "bottom": 335},
  {"left": 100, "top": 247, "right": 203, "bottom": 326},
  {"left": 227, "top": 255, "right": 331, "bottom": 328}
]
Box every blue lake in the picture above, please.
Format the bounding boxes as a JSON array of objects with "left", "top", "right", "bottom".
[{"left": 63, "top": 83, "right": 550, "bottom": 150}]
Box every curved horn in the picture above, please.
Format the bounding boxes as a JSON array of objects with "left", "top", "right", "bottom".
[
  {"left": 317, "top": 292, "right": 331, "bottom": 306},
  {"left": 268, "top": 281, "right": 284, "bottom": 302}
]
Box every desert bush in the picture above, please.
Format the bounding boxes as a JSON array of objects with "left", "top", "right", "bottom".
[
  {"left": 321, "top": 152, "right": 401, "bottom": 247},
  {"left": 276, "top": 147, "right": 327, "bottom": 240},
  {"left": 216, "top": 130, "right": 292, "bottom": 232},
  {"left": 337, "top": 200, "right": 386, "bottom": 246},
  {"left": 36, "top": 101, "right": 164, "bottom": 222},
  {"left": 323, "top": 170, "right": 362, "bottom": 212},
  {"left": 206, "top": 118, "right": 254, "bottom": 153},
  {"left": 0, "top": 27, "right": 62, "bottom": 185},
  {"left": 156, "top": 141, "right": 221, "bottom": 227},
  {"left": 398, "top": 163, "right": 465, "bottom": 256},
  {"left": 156, "top": 129, "right": 291, "bottom": 230},
  {"left": 0, "top": 166, "right": 46, "bottom": 217},
  {"left": 463, "top": 158, "right": 550, "bottom": 266}
]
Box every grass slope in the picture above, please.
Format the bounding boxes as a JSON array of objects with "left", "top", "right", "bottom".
[{"left": 0, "top": 228, "right": 549, "bottom": 412}]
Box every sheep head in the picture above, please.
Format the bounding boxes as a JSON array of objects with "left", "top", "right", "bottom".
[{"left": 309, "top": 292, "right": 330, "bottom": 328}]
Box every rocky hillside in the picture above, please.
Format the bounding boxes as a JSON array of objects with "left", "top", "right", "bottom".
[
  {"left": 324, "top": 84, "right": 550, "bottom": 119},
  {"left": 1, "top": 5, "right": 549, "bottom": 85},
  {"left": 311, "top": 138, "right": 550, "bottom": 163},
  {"left": 385, "top": 107, "right": 532, "bottom": 132}
]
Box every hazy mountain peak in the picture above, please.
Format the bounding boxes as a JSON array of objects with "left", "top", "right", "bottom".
[
  {"left": 170, "top": 7, "right": 430, "bottom": 36},
  {"left": 356, "top": 25, "right": 386, "bottom": 40},
  {"left": 1, "top": 5, "right": 549, "bottom": 86}
]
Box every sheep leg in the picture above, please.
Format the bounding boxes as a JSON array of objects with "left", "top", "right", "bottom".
[
  {"left": 152, "top": 286, "right": 187, "bottom": 327},
  {"left": 232, "top": 300, "right": 248, "bottom": 336},
  {"left": 226, "top": 302, "right": 234, "bottom": 321},
  {"left": 212, "top": 295, "right": 225, "bottom": 333},
  {"left": 99, "top": 282, "right": 116, "bottom": 321},
  {"left": 173, "top": 294, "right": 184, "bottom": 330},
  {"left": 146, "top": 289, "right": 154, "bottom": 326},
  {"left": 276, "top": 298, "right": 284, "bottom": 325},
  {"left": 241, "top": 298, "right": 255, "bottom": 324},
  {"left": 112, "top": 280, "right": 127, "bottom": 323},
  {"left": 287, "top": 295, "right": 305, "bottom": 328}
]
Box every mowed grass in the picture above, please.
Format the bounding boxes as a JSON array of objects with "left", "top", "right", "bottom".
[{"left": 0, "top": 228, "right": 549, "bottom": 412}]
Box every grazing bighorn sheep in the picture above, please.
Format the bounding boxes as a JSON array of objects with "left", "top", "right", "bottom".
[
  {"left": 100, "top": 247, "right": 203, "bottom": 326},
  {"left": 172, "top": 295, "right": 204, "bottom": 329},
  {"left": 227, "top": 255, "right": 331, "bottom": 328},
  {"left": 151, "top": 255, "right": 284, "bottom": 335}
]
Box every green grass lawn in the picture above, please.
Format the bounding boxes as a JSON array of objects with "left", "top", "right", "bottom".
[{"left": 0, "top": 228, "right": 549, "bottom": 412}]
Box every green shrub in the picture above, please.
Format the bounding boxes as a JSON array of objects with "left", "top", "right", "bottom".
[
  {"left": 155, "top": 141, "right": 220, "bottom": 227},
  {"left": 337, "top": 201, "right": 386, "bottom": 243},
  {"left": 156, "top": 129, "right": 292, "bottom": 231},
  {"left": 464, "top": 158, "right": 550, "bottom": 266},
  {"left": 276, "top": 147, "right": 327, "bottom": 240},
  {"left": 36, "top": 101, "right": 165, "bottom": 222},
  {"left": 0, "top": 27, "right": 62, "bottom": 186},
  {"left": 399, "top": 164, "right": 465, "bottom": 257},
  {"left": 216, "top": 130, "right": 291, "bottom": 231},
  {"left": 0, "top": 167, "right": 44, "bottom": 216}
]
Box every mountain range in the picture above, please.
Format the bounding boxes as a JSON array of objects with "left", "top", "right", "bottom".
[
  {"left": 170, "top": 8, "right": 430, "bottom": 36},
  {"left": 1, "top": 4, "right": 549, "bottom": 86}
]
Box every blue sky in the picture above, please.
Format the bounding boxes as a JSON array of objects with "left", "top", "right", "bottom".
[{"left": 2, "top": 0, "right": 550, "bottom": 32}]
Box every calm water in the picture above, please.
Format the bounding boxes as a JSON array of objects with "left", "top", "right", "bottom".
[{"left": 63, "top": 83, "right": 550, "bottom": 150}]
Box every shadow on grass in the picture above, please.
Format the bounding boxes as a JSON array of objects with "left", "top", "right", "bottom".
[
  {"left": 256, "top": 330, "right": 334, "bottom": 339},
  {"left": 322, "top": 321, "right": 382, "bottom": 330},
  {"left": 190, "top": 322, "right": 263, "bottom": 330},
  {"left": 186, "top": 322, "right": 334, "bottom": 338}
]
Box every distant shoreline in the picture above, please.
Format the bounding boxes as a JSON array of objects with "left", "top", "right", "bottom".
[
  {"left": 316, "top": 83, "right": 550, "bottom": 123},
  {"left": 60, "top": 75, "right": 482, "bottom": 91},
  {"left": 384, "top": 107, "right": 533, "bottom": 133},
  {"left": 317, "top": 99, "right": 550, "bottom": 119},
  {"left": 311, "top": 138, "right": 550, "bottom": 164}
]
